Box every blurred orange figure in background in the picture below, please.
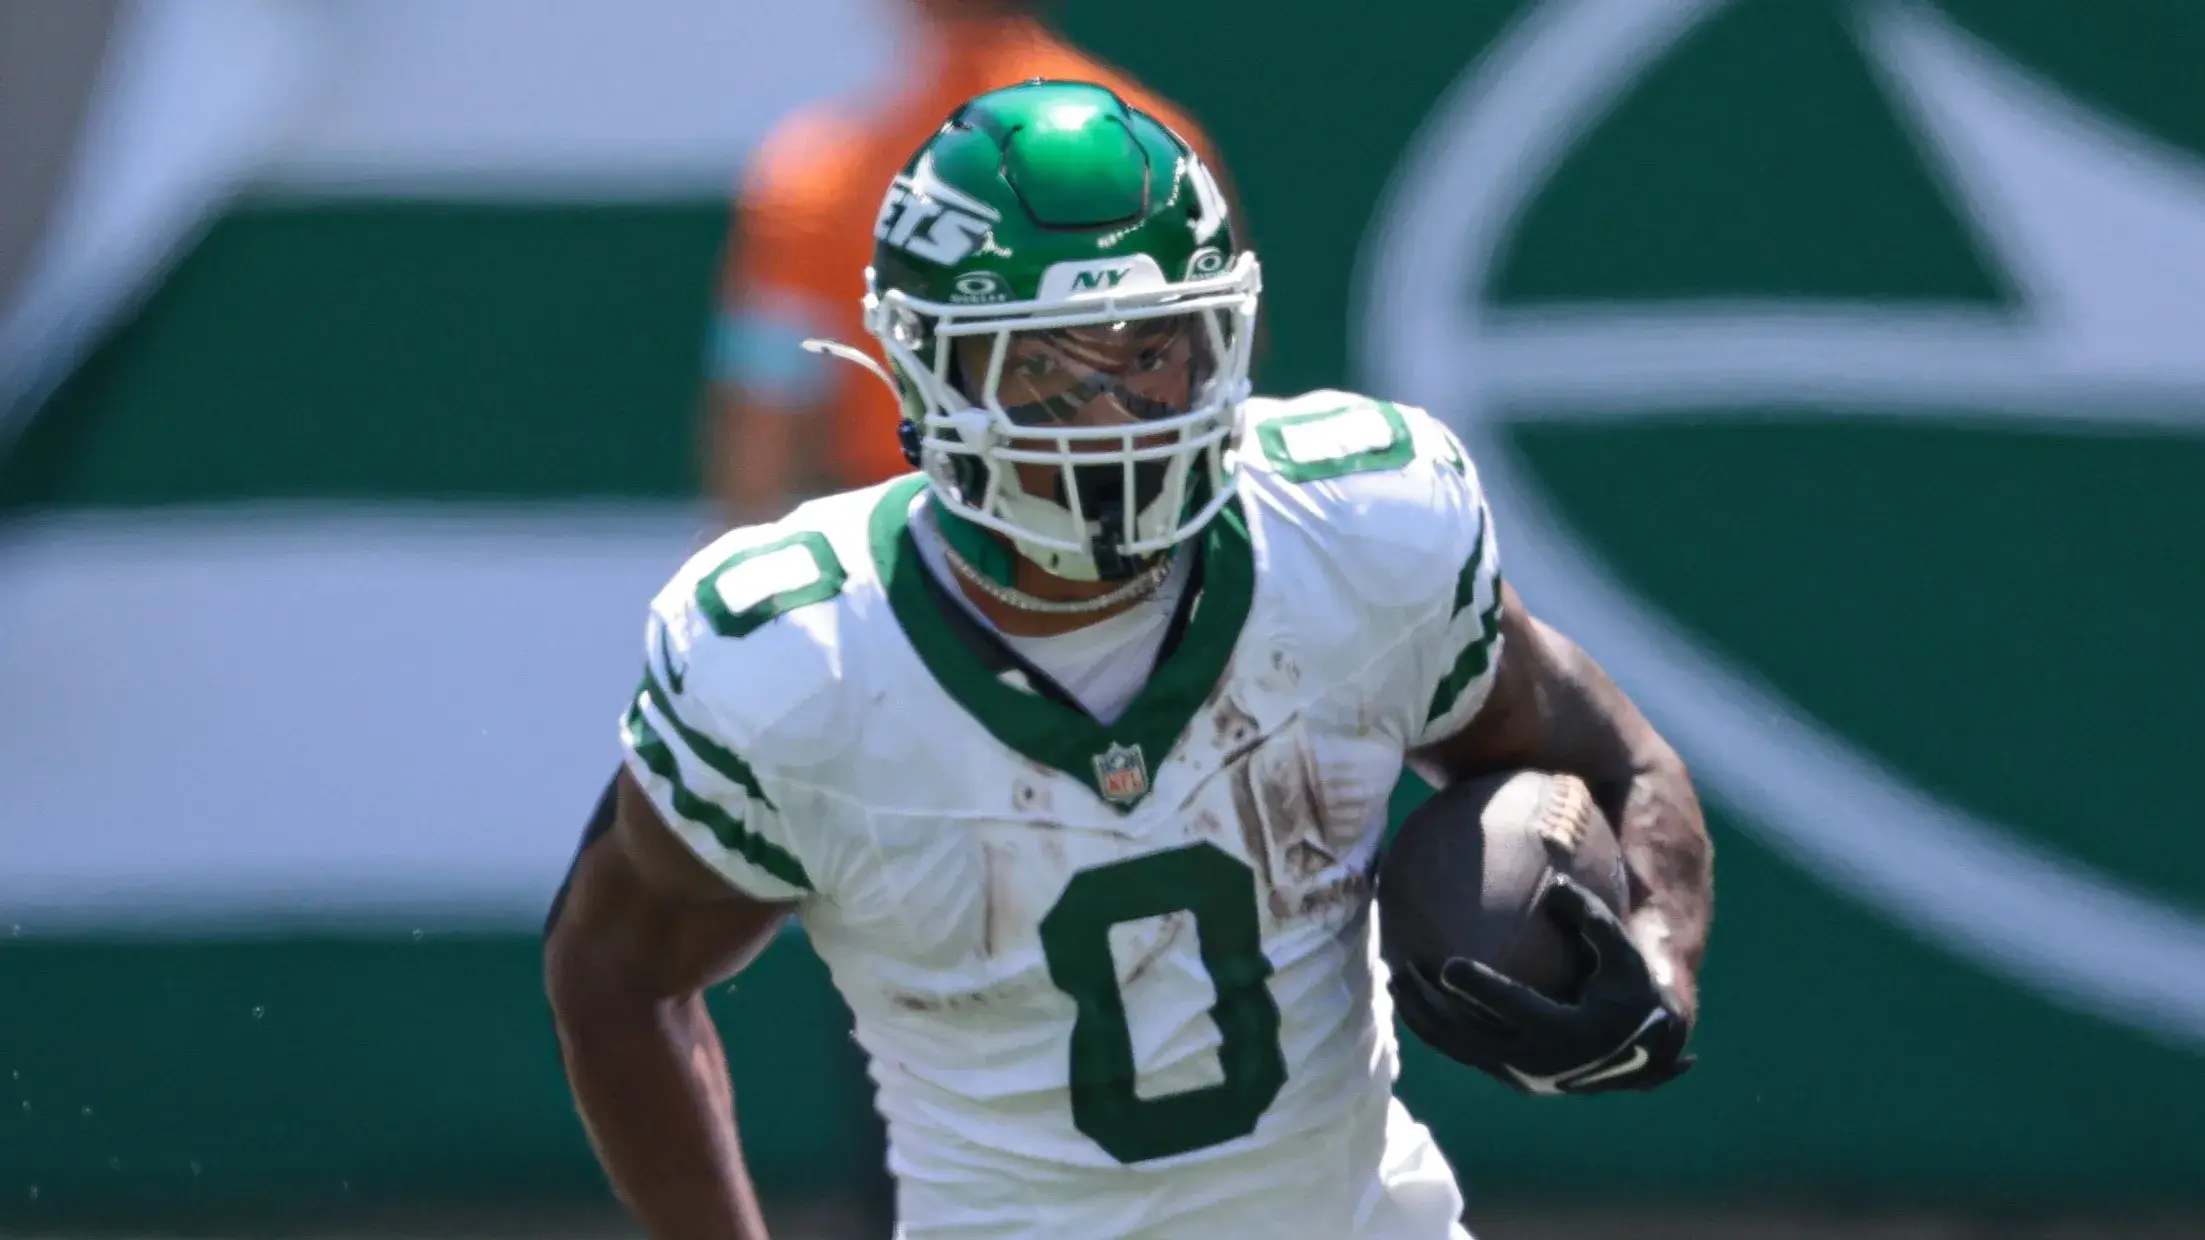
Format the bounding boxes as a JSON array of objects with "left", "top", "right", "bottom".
[{"left": 705, "top": 0, "right": 1231, "bottom": 525}]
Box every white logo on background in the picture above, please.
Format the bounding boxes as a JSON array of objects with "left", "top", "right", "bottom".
[{"left": 1360, "top": 0, "right": 2205, "bottom": 1047}]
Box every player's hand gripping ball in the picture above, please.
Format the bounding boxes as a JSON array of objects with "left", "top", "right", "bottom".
[{"left": 1378, "top": 770, "right": 1695, "bottom": 1095}]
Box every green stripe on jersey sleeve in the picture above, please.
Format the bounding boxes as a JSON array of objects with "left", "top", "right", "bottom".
[
  {"left": 622, "top": 694, "right": 813, "bottom": 894},
  {"left": 1447, "top": 505, "right": 1490, "bottom": 618},
  {"left": 1424, "top": 502, "right": 1505, "bottom": 732},
  {"left": 641, "top": 668, "right": 777, "bottom": 810},
  {"left": 1425, "top": 579, "right": 1504, "bottom": 727}
]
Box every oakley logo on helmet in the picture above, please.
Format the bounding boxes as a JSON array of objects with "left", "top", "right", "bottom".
[{"left": 951, "top": 271, "right": 1011, "bottom": 304}]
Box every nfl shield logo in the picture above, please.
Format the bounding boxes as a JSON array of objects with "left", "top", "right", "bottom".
[{"left": 1092, "top": 742, "right": 1150, "bottom": 805}]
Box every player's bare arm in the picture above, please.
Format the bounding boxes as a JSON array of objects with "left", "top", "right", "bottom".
[
  {"left": 1401, "top": 579, "right": 1713, "bottom": 1095},
  {"left": 544, "top": 770, "right": 792, "bottom": 1240},
  {"left": 1412, "top": 580, "right": 1712, "bottom": 1006}
]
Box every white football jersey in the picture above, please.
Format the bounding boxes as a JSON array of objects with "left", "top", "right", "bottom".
[{"left": 619, "top": 391, "right": 1503, "bottom": 1239}]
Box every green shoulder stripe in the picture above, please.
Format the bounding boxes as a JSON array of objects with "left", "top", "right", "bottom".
[
  {"left": 1428, "top": 514, "right": 1503, "bottom": 726},
  {"left": 1427, "top": 574, "right": 1504, "bottom": 726},
  {"left": 641, "top": 669, "right": 777, "bottom": 810},
  {"left": 1448, "top": 506, "right": 1491, "bottom": 618},
  {"left": 624, "top": 697, "right": 812, "bottom": 893}
]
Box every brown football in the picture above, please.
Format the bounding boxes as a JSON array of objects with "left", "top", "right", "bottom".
[{"left": 1377, "top": 769, "right": 1630, "bottom": 1002}]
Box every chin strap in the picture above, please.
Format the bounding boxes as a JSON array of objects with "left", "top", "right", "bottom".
[
  {"left": 807, "top": 335, "right": 924, "bottom": 465},
  {"left": 802, "top": 337, "right": 900, "bottom": 399}
]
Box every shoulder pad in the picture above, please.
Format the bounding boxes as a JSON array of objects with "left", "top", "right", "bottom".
[
  {"left": 1237, "top": 390, "right": 1487, "bottom": 610},
  {"left": 645, "top": 499, "right": 878, "bottom": 772}
]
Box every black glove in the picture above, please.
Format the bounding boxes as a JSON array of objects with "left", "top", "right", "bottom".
[{"left": 1387, "top": 875, "right": 1695, "bottom": 1095}]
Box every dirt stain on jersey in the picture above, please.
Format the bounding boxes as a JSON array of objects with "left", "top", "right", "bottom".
[
  {"left": 1118, "top": 911, "right": 1187, "bottom": 989},
  {"left": 1273, "top": 742, "right": 1341, "bottom": 874},
  {"left": 887, "top": 974, "right": 1052, "bottom": 1015},
  {"left": 1224, "top": 740, "right": 1318, "bottom": 920},
  {"left": 1283, "top": 869, "right": 1372, "bottom": 921},
  {"left": 1212, "top": 695, "right": 1262, "bottom": 751},
  {"left": 1218, "top": 727, "right": 1388, "bottom": 923},
  {"left": 975, "top": 830, "right": 1070, "bottom": 963},
  {"left": 1012, "top": 780, "right": 1051, "bottom": 814},
  {"left": 1225, "top": 757, "right": 1272, "bottom": 889},
  {"left": 1012, "top": 759, "right": 1057, "bottom": 816}
]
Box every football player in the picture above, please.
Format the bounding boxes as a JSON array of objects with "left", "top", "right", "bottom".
[{"left": 544, "top": 80, "right": 1714, "bottom": 1240}]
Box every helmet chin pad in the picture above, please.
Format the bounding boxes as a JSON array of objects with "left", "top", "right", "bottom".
[
  {"left": 980, "top": 450, "right": 1202, "bottom": 582},
  {"left": 1055, "top": 459, "right": 1170, "bottom": 579}
]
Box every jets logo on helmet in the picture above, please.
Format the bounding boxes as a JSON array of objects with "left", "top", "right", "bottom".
[{"left": 876, "top": 159, "right": 1002, "bottom": 266}]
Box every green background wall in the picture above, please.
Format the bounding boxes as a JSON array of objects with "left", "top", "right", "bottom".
[{"left": 6, "top": 0, "right": 2203, "bottom": 1225}]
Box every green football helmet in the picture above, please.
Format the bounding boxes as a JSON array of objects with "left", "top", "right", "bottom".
[{"left": 853, "top": 79, "right": 1261, "bottom": 581}]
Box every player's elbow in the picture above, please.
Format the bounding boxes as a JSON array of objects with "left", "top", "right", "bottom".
[{"left": 543, "top": 915, "right": 645, "bottom": 1036}]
